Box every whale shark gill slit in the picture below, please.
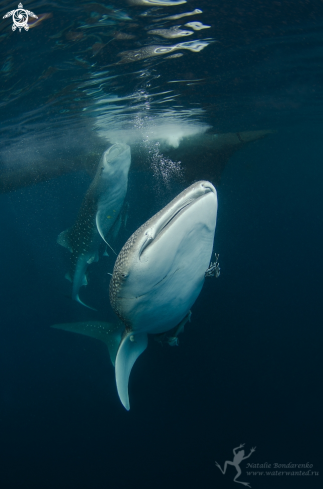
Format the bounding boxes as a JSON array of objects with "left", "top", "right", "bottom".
[
  {"left": 75, "top": 294, "right": 97, "bottom": 311},
  {"left": 121, "top": 268, "right": 181, "bottom": 300},
  {"left": 152, "top": 267, "right": 180, "bottom": 289}
]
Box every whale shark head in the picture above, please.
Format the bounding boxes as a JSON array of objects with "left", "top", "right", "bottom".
[
  {"left": 98, "top": 143, "right": 131, "bottom": 179},
  {"left": 109, "top": 181, "right": 218, "bottom": 410},
  {"left": 110, "top": 180, "right": 217, "bottom": 332}
]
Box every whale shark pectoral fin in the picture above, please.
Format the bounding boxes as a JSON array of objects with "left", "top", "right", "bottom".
[
  {"left": 174, "top": 310, "right": 192, "bottom": 337},
  {"left": 95, "top": 212, "right": 117, "bottom": 256},
  {"left": 76, "top": 294, "right": 97, "bottom": 311},
  {"left": 57, "top": 229, "right": 73, "bottom": 252},
  {"left": 115, "top": 332, "right": 148, "bottom": 411},
  {"left": 155, "top": 311, "right": 192, "bottom": 347},
  {"left": 110, "top": 213, "right": 122, "bottom": 240},
  {"left": 51, "top": 321, "right": 123, "bottom": 366}
]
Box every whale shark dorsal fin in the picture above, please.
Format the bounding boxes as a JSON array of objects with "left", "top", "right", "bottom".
[
  {"left": 51, "top": 321, "right": 123, "bottom": 366},
  {"left": 95, "top": 212, "right": 117, "bottom": 256},
  {"left": 115, "top": 331, "right": 148, "bottom": 411},
  {"left": 57, "top": 229, "right": 73, "bottom": 252}
]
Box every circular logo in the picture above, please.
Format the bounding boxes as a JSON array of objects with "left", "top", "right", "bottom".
[
  {"left": 3, "top": 3, "right": 38, "bottom": 33},
  {"left": 12, "top": 8, "right": 29, "bottom": 31}
]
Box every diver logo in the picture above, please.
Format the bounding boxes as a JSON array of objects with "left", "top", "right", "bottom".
[
  {"left": 215, "top": 444, "right": 256, "bottom": 487},
  {"left": 3, "top": 3, "right": 38, "bottom": 32}
]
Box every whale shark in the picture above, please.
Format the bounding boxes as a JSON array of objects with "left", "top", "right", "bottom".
[
  {"left": 109, "top": 180, "right": 218, "bottom": 409},
  {"left": 57, "top": 143, "right": 131, "bottom": 309}
]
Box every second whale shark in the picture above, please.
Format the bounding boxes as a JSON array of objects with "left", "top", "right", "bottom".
[{"left": 57, "top": 143, "right": 131, "bottom": 309}]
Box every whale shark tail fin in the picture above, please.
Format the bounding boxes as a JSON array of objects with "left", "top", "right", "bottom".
[
  {"left": 51, "top": 321, "right": 123, "bottom": 366},
  {"left": 115, "top": 331, "right": 148, "bottom": 411}
]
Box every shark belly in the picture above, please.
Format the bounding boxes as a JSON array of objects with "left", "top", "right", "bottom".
[{"left": 118, "top": 192, "right": 216, "bottom": 334}]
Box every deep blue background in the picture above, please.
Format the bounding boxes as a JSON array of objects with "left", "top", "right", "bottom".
[{"left": 1, "top": 129, "right": 322, "bottom": 489}]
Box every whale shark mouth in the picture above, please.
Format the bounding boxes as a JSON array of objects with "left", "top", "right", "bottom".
[
  {"left": 139, "top": 186, "right": 214, "bottom": 259},
  {"left": 103, "top": 143, "right": 129, "bottom": 167},
  {"left": 156, "top": 183, "right": 214, "bottom": 235},
  {"left": 139, "top": 201, "right": 192, "bottom": 259},
  {"left": 157, "top": 200, "right": 193, "bottom": 233}
]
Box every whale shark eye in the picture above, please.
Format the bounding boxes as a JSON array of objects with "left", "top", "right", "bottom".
[
  {"left": 138, "top": 229, "right": 154, "bottom": 258},
  {"left": 139, "top": 235, "right": 154, "bottom": 258}
]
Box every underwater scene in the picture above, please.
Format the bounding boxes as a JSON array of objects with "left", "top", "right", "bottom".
[{"left": 0, "top": 0, "right": 322, "bottom": 488}]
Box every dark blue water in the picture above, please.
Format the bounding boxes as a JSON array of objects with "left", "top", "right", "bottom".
[{"left": 1, "top": 1, "right": 322, "bottom": 488}]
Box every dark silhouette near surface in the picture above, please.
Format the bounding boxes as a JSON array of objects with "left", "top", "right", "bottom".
[{"left": 0, "top": 130, "right": 273, "bottom": 193}]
